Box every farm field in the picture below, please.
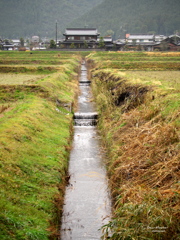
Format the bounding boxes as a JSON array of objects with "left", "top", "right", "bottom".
[
  {"left": 0, "top": 51, "right": 80, "bottom": 240},
  {"left": 88, "top": 51, "right": 180, "bottom": 70},
  {"left": 0, "top": 74, "right": 47, "bottom": 85},
  {"left": 87, "top": 51, "right": 180, "bottom": 240},
  {"left": 0, "top": 50, "right": 179, "bottom": 240}
]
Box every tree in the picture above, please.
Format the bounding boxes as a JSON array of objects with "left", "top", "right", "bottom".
[
  {"left": 105, "top": 30, "right": 114, "bottom": 37},
  {"left": 70, "top": 43, "right": 75, "bottom": 49},
  {"left": 83, "top": 40, "right": 88, "bottom": 49},
  {"left": 98, "top": 37, "right": 105, "bottom": 49},
  {"left": 20, "top": 38, "right": 24, "bottom": 47},
  {"left": 49, "top": 39, "right": 56, "bottom": 49}
]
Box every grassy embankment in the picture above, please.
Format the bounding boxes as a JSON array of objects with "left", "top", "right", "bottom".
[
  {"left": 0, "top": 51, "right": 81, "bottom": 240},
  {"left": 87, "top": 52, "right": 180, "bottom": 240}
]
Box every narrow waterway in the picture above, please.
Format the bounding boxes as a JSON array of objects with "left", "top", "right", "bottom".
[{"left": 60, "top": 61, "right": 111, "bottom": 239}]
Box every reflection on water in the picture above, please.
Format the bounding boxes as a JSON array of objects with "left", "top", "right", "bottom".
[{"left": 60, "top": 61, "right": 111, "bottom": 239}]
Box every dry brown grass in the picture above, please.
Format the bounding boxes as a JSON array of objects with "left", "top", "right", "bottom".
[
  {"left": 102, "top": 101, "right": 180, "bottom": 239},
  {"left": 126, "top": 71, "right": 180, "bottom": 91},
  {"left": 0, "top": 73, "right": 46, "bottom": 85},
  {"left": 110, "top": 109, "right": 179, "bottom": 190},
  {"left": 146, "top": 52, "right": 180, "bottom": 57},
  {"left": 0, "top": 104, "right": 11, "bottom": 115},
  {"left": 91, "top": 65, "right": 180, "bottom": 239}
]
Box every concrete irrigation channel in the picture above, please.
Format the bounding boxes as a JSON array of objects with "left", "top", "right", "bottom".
[{"left": 60, "top": 61, "right": 111, "bottom": 239}]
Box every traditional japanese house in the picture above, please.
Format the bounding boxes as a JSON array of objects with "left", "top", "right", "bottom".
[
  {"left": 98, "top": 36, "right": 114, "bottom": 50},
  {"left": 125, "top": 34, "right": 157, "bottom": 51},
  {"left": 154, "top": 35, "right": 180, "bottom": 51},
  {"left": 62, "top": 28, "right": 100, "bottom": 48},
  {"left": 1, "top": 41, "right": 14, "bottom": 50}
]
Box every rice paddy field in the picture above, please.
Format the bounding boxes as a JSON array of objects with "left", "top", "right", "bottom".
[
  {"left": 0, "top": 74, "right": 47, "bottom": 85},
  {"left": 87, "top": 51, "right": 180, "bottom": 240},
  {"left": 88, "top": 51, "right": 180, "bottom": 70},
  {"left": 0, "top": 50, "right": 180, "bottom": 240},
  {"left": 0, "top": 51, "right": 81, "bottom": 240}
]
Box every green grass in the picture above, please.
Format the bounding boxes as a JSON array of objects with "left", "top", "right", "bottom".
[
  {"left": 0, "top": 97, "right": 72, "bottom": 240},
  {"left": 87, "top": 51, "right": 180, "bottom": 70},
  {"left": 0, "top": 51, "right": 80, "bottom": 239}
]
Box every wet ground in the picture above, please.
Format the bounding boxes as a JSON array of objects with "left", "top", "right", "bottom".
[{"left": 60, "top": 61, "right": 111, "bottom": 239}]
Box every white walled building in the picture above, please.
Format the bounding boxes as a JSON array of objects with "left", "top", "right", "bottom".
[{"left": 125, "top": 34, "right": 155, "bottom": 44}]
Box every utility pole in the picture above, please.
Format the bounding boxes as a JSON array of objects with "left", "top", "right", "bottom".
[{"left": 56, "top": 20, "right": 58, "bottom": 46}]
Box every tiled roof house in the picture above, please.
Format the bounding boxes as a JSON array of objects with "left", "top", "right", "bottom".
[{"left": 62, "top": 28, "right": 100, "bottom": 48}]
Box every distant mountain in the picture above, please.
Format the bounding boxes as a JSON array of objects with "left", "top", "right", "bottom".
[
  {"left": 69, "top": 0, "right": 180, "bottom": 39},
  {"left": 0, "top": 0, "right": 103, "bottom": 39}
]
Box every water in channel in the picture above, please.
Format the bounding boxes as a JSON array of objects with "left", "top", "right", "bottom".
[{"left": 60, "top": 61, "right": 111, "bottom": 239}]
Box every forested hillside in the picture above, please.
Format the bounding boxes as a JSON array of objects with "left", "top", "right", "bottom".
[
  {"left": 69, "top": 0, "right": 180, "bottom": 39},
  {"left": 0, "top": 0, "right": 103, "bottom": 39},
  {"left": 1, "top": 0, "right": 179, "bottom": 40}
]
